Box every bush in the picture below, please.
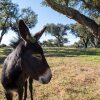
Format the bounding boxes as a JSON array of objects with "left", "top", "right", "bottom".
[{"left": 0, "top": 44, "right": 7, "bottom": 48}]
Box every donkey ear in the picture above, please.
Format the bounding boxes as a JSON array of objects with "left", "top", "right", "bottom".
[
  {"left": 18, "top": 20, "right": 32, "bottom": 42},
  {"left": 34, "top": 26, "right": 47, "bottom": 40}
]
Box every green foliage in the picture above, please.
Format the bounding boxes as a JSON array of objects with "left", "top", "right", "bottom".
[
  {"left": 0, "top": 0, "right": 18, "bottom": 27},
  {"left": 42, "top": 39, "right": 60, "bottom": 47},
  {"left": 0, "top": 44, "right": 7, "bottom": 47},
  {"left": 70, "top": 23, "right": 89, "bottom": 48},
  {"left": 11, "top": 7, "right": 37, "bottom": 34},
  {"left": 0, "top": 0, "right": 18, "bottom": 39},
  {"left": 93, "top": 16, "right": 100, "bottom": 24},
  {"left": 0, "top": 0, "right": 37, "bottom": 42},
  {"left": 21, "top": 8, "right": 37, "bottom": 29},
  {"left": 42, "top": 0, "right": 100, "bottom": 40},
  {"left": 42, "top": 0, "right": 65, "bottom": 6},
  {"left": 43, "top": 0, "right": 100, "bottom": 17},
  {"left": 70, "top": 23, "right": 92, "bottom": 37},
  {"left": 70, "top": 22, "right": 100, "bottom": 48},
  {"left": 46, "top": 23, "right": 69, "bottom": 47}
]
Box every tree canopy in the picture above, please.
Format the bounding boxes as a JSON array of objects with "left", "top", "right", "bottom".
[
  {"left": 0, "top": 0, "right": 37, "bottom": 43},
  {"left": 70, "top": 23, "right": 96, "bottom": 48},
  {"left": 46, "top": 23, "right": 69, "bottom": 47},
  {"left": 42, "top": 0, "right": 100, "bottom": 40},
  {"left": 0, "top": 0, "right": 18, "bottom": 43}
]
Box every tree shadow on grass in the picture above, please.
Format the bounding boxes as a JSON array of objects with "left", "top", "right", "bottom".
[
  {"left": 44, "top": 48, "right": 100, "bottom": 57},
  {"left": 0, "top": 47, "right": 11, "bottom": 65},
  {"left": 0, "top": 48, "right": 11, "bottom": 55},
  {"left": 0, "top": 47, "right": 100, "bottom": 64}
]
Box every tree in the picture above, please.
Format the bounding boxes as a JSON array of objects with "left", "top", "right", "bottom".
[
  {"left": 70, "top": 23, "right": 93, "bottom": 48},
  {"left": 0, "top": 0, "right": 37, "bottom": 43},
  {"left": 0, "top": 0, "right": 18, "bottom": 43},
  {"left": 70, "top": 19, "right": 100, "bottom": 48},
  {"left": 42, "top": 0, "right": 100, "bottom": 40},
  {"left": 46, "top": 23, "right": 69, "bottom": 47},
  {"left": 11, "top": 7, "right": 37, "bottom": 37},
  {"left": 42, "top": 39, "right": 57, "bottom": 47}
]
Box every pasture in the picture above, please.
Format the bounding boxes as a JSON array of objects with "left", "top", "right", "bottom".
[{"left": 0, "top": 47, "right": 100, "bottom": 100}]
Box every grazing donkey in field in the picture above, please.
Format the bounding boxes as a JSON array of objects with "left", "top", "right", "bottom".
[{"left": 1, "top": 20, "right": 52, "bottom": 100}]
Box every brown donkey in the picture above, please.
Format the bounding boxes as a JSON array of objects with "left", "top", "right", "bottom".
[{"left": 1, "top": 20, "right": 52, "bottom": 100}]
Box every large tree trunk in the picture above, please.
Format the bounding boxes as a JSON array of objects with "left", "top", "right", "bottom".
[{"left": 45, "top": 0, "right": 100, "bottom": 40}]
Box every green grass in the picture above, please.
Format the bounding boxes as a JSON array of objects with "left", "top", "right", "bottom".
[{"left": 0, "top": 47, "right": 100, "bottom": 100}]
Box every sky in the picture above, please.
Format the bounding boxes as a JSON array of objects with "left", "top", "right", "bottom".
[{"left": 1, "top": 0, "right": 79, "bottom": 45}]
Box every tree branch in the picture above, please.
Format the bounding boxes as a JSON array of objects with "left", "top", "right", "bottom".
[
  {"left": 0, "top": 16, "right": 9, "bottom": 43},
  {"left": 63, "top": 0, "right": 69, "bottom": 6},
  {"left": 82, "top": 0, "right": 100, "bottom": 12},
  {"left": 45, "top": 0, "right": 100, "bottom": 40}
]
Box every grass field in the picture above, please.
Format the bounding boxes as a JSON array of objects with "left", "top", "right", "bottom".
[{"left": 0, "top": 47, "right": 100, "bottom": 100}]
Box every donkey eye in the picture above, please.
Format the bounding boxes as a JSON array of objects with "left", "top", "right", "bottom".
[{"left": 32, "top": 54, "right": 42, "bottom": 59}]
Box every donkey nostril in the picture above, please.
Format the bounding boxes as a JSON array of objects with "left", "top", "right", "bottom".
[
  {"left": 41, "top": 75, "right": 52, "bottom": 84},
  {"left": 41, "top": 78, "right": 46, "bottom": 84},
  {"left": 39, "top": 69, "right": 52, "bottom": 84}
]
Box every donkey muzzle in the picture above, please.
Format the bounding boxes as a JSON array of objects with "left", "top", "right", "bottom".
[{"left": 39, "top": 68, "right": 52, "bottom": 84}]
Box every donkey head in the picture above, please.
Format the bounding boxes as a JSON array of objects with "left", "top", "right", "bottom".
[{"left": 18, "top": 20, "right": 52, "bottom": 84}]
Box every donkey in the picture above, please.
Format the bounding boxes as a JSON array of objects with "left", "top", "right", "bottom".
[{"left": 1, "top": 19, "right": 52, "bottom": 100}]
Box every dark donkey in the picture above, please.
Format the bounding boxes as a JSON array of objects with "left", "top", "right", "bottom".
[{"left": 1, "top": 20, "right": 52, "bottom": 100}]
